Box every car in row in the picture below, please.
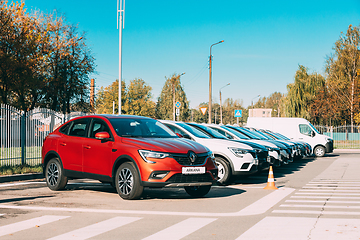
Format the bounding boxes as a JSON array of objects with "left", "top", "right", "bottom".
[
  {"left": 42, "top": 115, "right": 218, "bottom": 200},
  {"left": 160, "top": 121, "right": 312, "bottom": 185}
]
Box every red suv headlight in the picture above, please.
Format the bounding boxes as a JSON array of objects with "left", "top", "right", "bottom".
[{"left": 138, "top": 150, "right": 170, "bottom": 164}]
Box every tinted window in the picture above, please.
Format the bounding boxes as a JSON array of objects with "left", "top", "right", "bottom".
[
  {"left": 90, "top": 119, "right": 111, "bottom": 138},
  {"left": 176, "top": 122, "right": 211, "bottom": 139},
  {"left": 59, "top": 122, "right": 71, "bottom": 134},
  {"left": 69, "top": 119, "right": 89, "bottom": 137},
  {"left": 109, "top": 118, "right": 177, "bottom": 138}
]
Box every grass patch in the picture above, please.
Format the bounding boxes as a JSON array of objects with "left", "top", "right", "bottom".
[{"left": 0, "top": 164, "right": 42, "bottom": 176}]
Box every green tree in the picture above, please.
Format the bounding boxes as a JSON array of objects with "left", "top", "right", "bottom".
[
  {"left": 222, "top": 98, "right": 245, "bottom": 125},
  {"left": 156, "top": 74, "right": 189, "bottom": 121},
  {"left": 325, "top": 24, "right": 360, "bottom": 126},
  {"left": 123, "top": 78, "right": 155, "bottom": 117},
  {"left": 95, "top": 79, "right": 126, "bottom": 114},
  {"left": 285, "top": 65, "right": 325, "bottom": 120}
]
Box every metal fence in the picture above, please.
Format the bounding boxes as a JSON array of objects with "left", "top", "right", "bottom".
[
  {"left": 315, "top": 125, "right": 360, "bottom": 149},
  {"left": 0, "top": 104, "right": 88, "bottom": 167}
]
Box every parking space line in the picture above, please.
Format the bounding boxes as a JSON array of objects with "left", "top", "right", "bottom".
[
  {"left": 0, "top": 215, "right": 69, "bottom": 237},
  {"left": 0, "top": 182, "right": 46, "bottom": 188},
  {"left": 47, "top": 216, "right": 141, "bottom": 240},
  {"left": 142, "top": 218, "right": 217, "bottom": 240}
]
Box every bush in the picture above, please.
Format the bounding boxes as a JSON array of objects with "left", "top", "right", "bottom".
[{"left": 0, "top": 164, "right": 42, "bottom": 176}]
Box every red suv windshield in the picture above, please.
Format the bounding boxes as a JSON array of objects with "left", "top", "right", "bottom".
[{"left": 108, "top": 118, "right": 177, "bottom": 138}]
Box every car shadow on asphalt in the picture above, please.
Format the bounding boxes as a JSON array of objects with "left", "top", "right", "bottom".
[
  {"left": 0, "top": 195, "right": 54, "bottom": 204},
  {"left": 63, "top": 182, "right": 245, "bottom": 200},
  {"left": 231, "top": 156, "right": 318, "bottom": 185}
]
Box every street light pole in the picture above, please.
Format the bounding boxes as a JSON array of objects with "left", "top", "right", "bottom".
[
  {"left": 209, "top": 40, "right": 224, "bottom": 124},
  {"left": 117, "top": 0, "right": 125, "bottom": 115},
  {"left": 173, "top": 72, "right": 185, "bottom": 121},
  {"left": 219, "top": 83, "right": 230, "bottom": 124}
]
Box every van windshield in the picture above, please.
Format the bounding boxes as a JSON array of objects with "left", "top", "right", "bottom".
[{"left": 309, "top": 123, "right": 320, "bottom": 134}]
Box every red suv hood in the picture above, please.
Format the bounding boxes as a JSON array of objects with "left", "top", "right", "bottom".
[{"left": 121, "top": 137, "right": 208, "bottom": 154}]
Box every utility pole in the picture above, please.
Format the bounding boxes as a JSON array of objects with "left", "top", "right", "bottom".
[
  {"left": 209, "top": 40, "right": 224, "bottom": 124},
  {"left": 172, "top": 72, "right": 185, "bottom": 121},
  {"left": 117, "top": 0, "right": 125, "bottom": 115},
  {"left": 90, "top": 79, "right": 95, "bottom": 112}
]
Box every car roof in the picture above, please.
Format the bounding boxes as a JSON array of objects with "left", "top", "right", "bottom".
[{"left": 71, "top": 114, "right": 152, "bottom": 120}]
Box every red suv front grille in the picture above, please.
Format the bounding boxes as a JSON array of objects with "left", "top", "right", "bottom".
[{"left": 171, "top": 152, "right": 208, "bottom": 166}]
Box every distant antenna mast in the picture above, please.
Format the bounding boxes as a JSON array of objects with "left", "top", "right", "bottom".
[{"left": 117, "top": 0, "right": 125, "bottom": 115}]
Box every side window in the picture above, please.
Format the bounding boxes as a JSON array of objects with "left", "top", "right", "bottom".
[
  {"left": 90, "top": 119, "right": 111, "bottom": 138},
  {"left": 299, "top": 124, "right": 313, "bottom": 137},
  {"left": 59, "top": 122, "right": 71, "bottom": 134},
  {"left": 212, "top": 128, "right": 233, "bottom": 139},
  {"left": 69, "top": 119, "right": 89, "bottom": 137}
]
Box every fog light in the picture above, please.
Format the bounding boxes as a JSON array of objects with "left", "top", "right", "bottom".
[{"left": 149, "top": 171, "right": 169, "bottom": 180}]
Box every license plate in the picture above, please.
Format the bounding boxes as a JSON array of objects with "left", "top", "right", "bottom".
[{"left": 182, "top": 167, "right": 205, "bottom": 174}]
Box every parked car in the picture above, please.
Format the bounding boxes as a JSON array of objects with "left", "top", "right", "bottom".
[
  {"left": 160, "top": 120, "right": 259, "bottom": 184},
  {"left": 226, "top": 125, "right": 297, "bottom": 162},
  {"left": 42, "top": 115, "right": 218, "bottom": 200},
  {"left": 186, "top": 122, "right": 270, "bottom": 171},
  {"left": 204, "top": 124, "right": 288, "bottom": 166}
]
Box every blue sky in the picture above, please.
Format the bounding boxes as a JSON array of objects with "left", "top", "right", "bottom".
[{"left": 24, "top": 0, "right": 360, "bottom": 108}]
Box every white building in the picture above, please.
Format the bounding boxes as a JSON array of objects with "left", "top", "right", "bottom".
[{"left": 249, "top": 108, "right": 272, "bottom": 117}]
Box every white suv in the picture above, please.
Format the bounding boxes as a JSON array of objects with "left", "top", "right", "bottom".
[{"left": 160, "top": 120, "right": 259, "bottom": 184}]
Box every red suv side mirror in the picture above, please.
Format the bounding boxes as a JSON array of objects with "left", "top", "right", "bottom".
[{"left": 95, "top": 131, "right": 110, "bottom": 140}]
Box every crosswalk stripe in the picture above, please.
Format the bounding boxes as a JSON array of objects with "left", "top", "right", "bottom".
[
  {"left": 0, "top": 215, "right": 69, "bottom": 237},
  {"left": 299, "top": 189, "right": 360, "bottom": 192},
  {"left": 302, "top": 186, "right": 360, "bottom": 189},
  {"left": 47, "top": 216, "right": 141, "bottom": 240},
  {"left": 295, "top": 192, "right": 360, "bottom": 196},
  {"left": 286, "top": 199, "right": 360, "bottom": 204},
  {"left": 142, "top": 217, "right": 217, "bottom": 240},
  {"left": 309, "top": 182, "right": 360, "bottom": 184},
  {"left": 273, "top": 210, "right": 360, "bottom": 216},
  {"left": 280, "top": 204, "right": 360, "bottom": 209},
  {"left": 306, "top": 183, "right": 360, "bottom": 186},
  {"left": 291, "top": 196, "right": 360, "bottom": 199}
]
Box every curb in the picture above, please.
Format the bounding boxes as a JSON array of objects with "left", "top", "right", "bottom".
[{"left": 0, "top": 173, "right": 44, "bottom": 183}]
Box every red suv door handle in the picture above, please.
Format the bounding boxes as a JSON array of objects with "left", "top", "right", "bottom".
[
  {"left": 83, "top": 145, "right": 91, "bottom": 149},
  {"left": 60, "top": 142, "right": 66, "bottom": 146}
]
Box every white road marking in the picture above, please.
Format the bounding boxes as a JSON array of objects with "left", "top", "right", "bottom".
[
  {"left": 0, "top": 215, "right": 69, "bottom": 237},
  {"left": 47, "top": 217, "right": 141, "bottom": 240},
  {"left": 291, "top": 196, "right": 360, "bottom": 199},
  {"left": 286, "top": 200, "right": 360, "bottom": 204},
  {"left": 0, "top": 187, "right": 295, "bottom": 217},
  {"left": 302, "top": 186, "right": 360, "bottom": 189},
  {"left": 295, "top": 192, "right": 360, "bottom": 196},
  {"left": 142, "top": 218, "right": 217, "bottom": 240},
  {"left": 299, "top": 189, "right": 360, "bottom": 192},
  {"left": 280, "top": 204, "right": 360, "bottom": 209},
  {"left": 236, "top": 216, "right": 360, "bottom": 240},
  {"left": 272, "top": 209, "right": 360, "bottom": 215}
]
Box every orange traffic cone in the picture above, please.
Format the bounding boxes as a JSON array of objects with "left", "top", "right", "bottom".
[{"left": 264, "top": 166, "right": 278, "bottom": 190}]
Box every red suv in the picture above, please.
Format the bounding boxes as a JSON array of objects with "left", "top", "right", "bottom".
[{"left": 42, "top": 115, "right": 218, "bottom": 200}]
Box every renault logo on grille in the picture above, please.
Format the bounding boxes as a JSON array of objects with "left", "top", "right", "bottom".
[{"left": 188, "top": 151, "right": 197, "bottom": 164}]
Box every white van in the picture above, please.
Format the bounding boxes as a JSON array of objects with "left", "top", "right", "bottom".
[{"left": 246, "top": 117, "right": 333, "bottom": 157}]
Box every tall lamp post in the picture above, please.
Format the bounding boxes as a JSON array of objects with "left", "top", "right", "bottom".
[
  {"left": 173, "top": 72, "right": 185, "bottom": 121},
  {"left": 209, "top": 40, "right": 224, "bottom": 124},
  {"left": 219, "top": 83, "right": 230, "bottom": 124},
  {"left": 117, "top": 0, "right": 125, "bottom": 115},
  {"left": 251, "top": 95, "right": 260, "bottom": 117}
]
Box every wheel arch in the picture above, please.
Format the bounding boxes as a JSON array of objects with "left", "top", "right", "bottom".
[
  {"left": 213, "top": 153, "right": 234, "bottom": 173},
  {"left": 112, "top": 155, "right": 141, "bottom": 184},
  {"left": 43, "top": 151, "right": 63, "bottom": 176}
]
